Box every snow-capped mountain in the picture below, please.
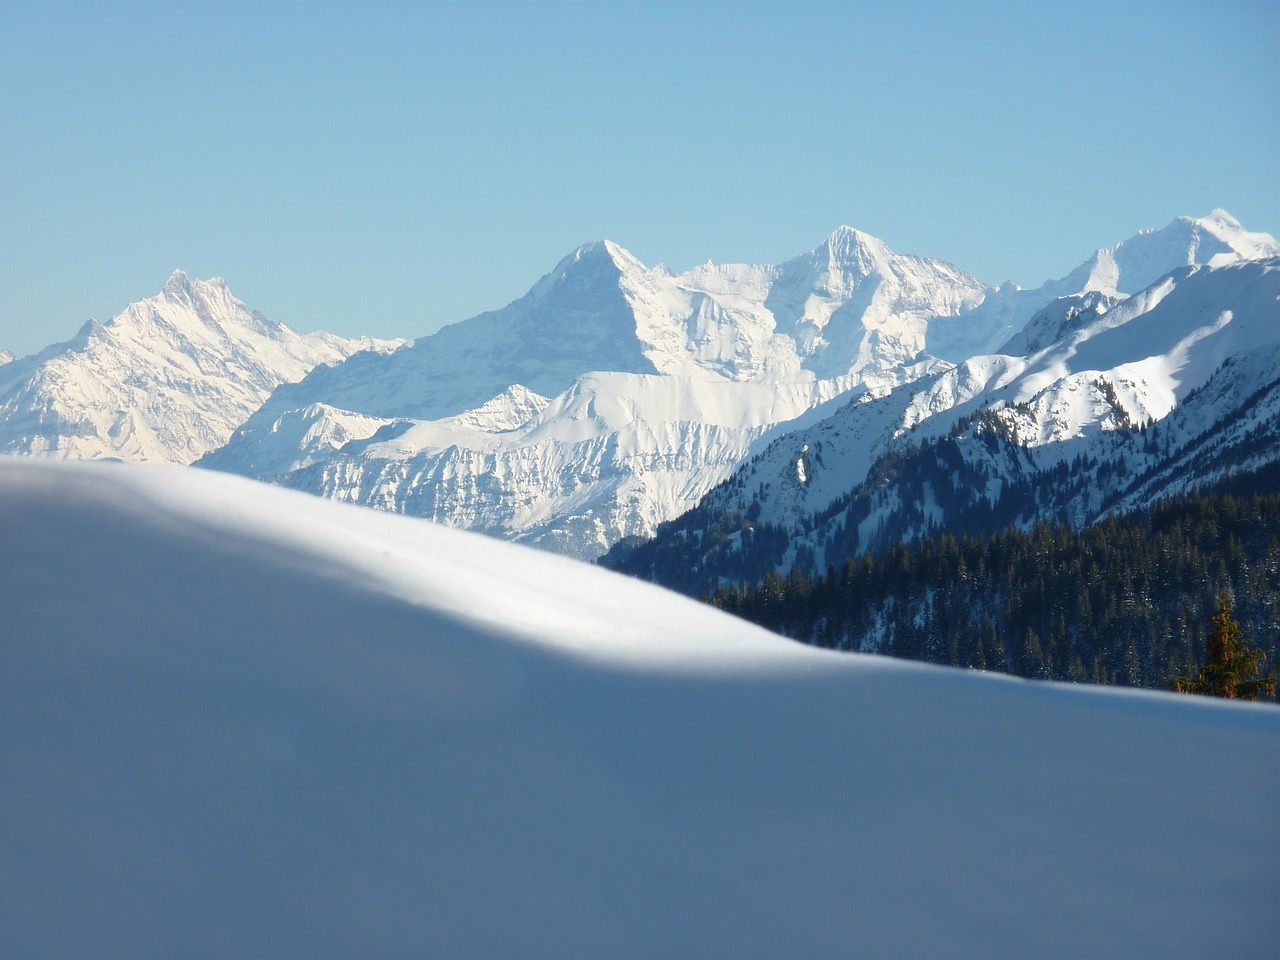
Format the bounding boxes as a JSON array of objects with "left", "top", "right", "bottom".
[
  {"left": 0, "top": 350, "right": 13, "bottom": 366},
  {"left": 603, "top": 255, "right": 1280, "bottom": 591},
  {"left": 0, "top": 271, "right": 403, "bottom": 464},
  {"left": 4, "top": 457, "right": 1277, "bottom": 959},
  {"left": 214, "top": 227, "right": 994, "bottom": 426},
  {"left": 925, "top": 209, "right": 1279, "bottom": 361},
  {"left": 201, "top": 212, "right": 1275, "bottom": 559},
  {"left": 240, "top": 373, "right": 863, "bottom": 557},
  {"left": 200, "top": 229, "right": 1001, "bottom": 556}
]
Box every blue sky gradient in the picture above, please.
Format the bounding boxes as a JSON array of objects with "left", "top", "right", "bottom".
[{"left": 1, "top": 0, "right": 1276, "bottom": 356}]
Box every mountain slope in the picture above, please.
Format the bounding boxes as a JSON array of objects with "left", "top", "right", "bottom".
[
  {"left": 211, "top": 226, "right": 994, "bottom": 429},
  {"left": 926, "top": 209, "right": 1280, "bottom": 361},
  {"left": 201, "top": 228, "right": 997, "bottom": 556},
  {"left": 0, "top": 271, "right": 401, "bottom": 464},
  {"left": 2, "top": 457, "right": 1277, "bottom": 959},
  {"left": 603, "top": 257, "right": 1280, "bottom": 591},
  {"left": 201, "top": 212, "right": 1277, "bottom": 560}
]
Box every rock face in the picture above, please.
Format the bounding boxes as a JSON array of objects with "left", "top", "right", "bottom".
[
  {"left": 200, "top": 212, "right": 1278, "bottom": 560},
  {"left": 0, "top": 271, "right": 402, "bottom": 464}
]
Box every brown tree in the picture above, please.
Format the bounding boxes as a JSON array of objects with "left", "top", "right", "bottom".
[{"left": 1174, "top": 591, "right": 1276, "bottom": 701}]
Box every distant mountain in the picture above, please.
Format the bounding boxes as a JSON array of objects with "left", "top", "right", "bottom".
[
  {"left": 203, "top": 212, "right": 1270, "bottom": 558},
  {"left": 0, "top": 350, "right": 13, "bottom": 366},
  {"left": 926, "top": 209, "right": 1279, "bottom": 361},
  {"left": 199, "top": 212, "right": 1277, "bottom": 559},
  {"left": 4, "top": 212, "right": 1271, "bottom": 559},
  {"left": 0, "top": 271, "right": 402, "bottom": 464},
  {"left": 601, "top": 256, "right": 1280, "bottom": 594},
  {"left": 200, "top": 228, "right": 1001, "bottom": 557}
]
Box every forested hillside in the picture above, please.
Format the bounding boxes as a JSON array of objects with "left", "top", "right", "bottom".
[{"left": 707, "top": 489, "right": 1280, "bottom": 693}]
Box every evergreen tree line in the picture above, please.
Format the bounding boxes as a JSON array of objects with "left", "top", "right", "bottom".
[{"left": 707, "top": 492, "right": 1280, "bottom": 693}]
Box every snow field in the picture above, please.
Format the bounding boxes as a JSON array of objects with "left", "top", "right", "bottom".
[{"left": 1, "top": 458, "right": 1277, "bottom": 959}]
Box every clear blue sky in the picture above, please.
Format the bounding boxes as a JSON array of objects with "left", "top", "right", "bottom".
[{"left": 1, "top": 0, "right": 1276, "bottom": 356}]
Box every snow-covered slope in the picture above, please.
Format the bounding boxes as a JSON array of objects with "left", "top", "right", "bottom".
[
  {"left": 216, "top": 229, "right": 991, "bottom": 427},
  {"left": 927, "top": 209, "right": 1279, "bottom": 361},
  {"left": 0, "top": 350, "right": 13, "bottom": 366},
  {"left": 0, "top": 271, "right": 402, "bottom": 464},
  {"left": 2, "top": 457, "right": 1276, "bottom": 959},
  {"left": 276, "top": 373, "right": 864, "bottom": 557},
  {"left": 608, "top": 256, "right": 1280, "bottom": 585}
]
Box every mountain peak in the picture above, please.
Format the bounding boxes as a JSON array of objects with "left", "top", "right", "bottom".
[
  {"left": 535, "top": 240, "right": 650, "bottom": 299},
  {"left": 567, "top": 239, "right": 646, "bottom": 271},
  {"left": 1202, "top": 208, "right": 1242, "bottom": 229},
  {"left": 1186, "top": 209, "right": 1279, "bottom": 259},
  {"left": 816, "top": 225, "right": 893, "bottom": 271},
  {"left": 163, "top": 269, "right": 191, "bottom": 296},
  {"left": 162, "top": 270, "right": 233, "bottom": 302}
]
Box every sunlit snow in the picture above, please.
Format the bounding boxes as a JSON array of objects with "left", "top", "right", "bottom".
[{"left": 2, "top": 458, "right": 1277, "bottom": 958}]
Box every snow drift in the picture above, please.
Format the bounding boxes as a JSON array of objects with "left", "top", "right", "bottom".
[{"left": 1, "top": 458, "right": 1277, "bottom": 959}]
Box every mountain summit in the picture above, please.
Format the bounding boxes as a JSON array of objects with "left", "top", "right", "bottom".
[
  {"left": 200, "top": 225, "right": 1007, "bottom": 556},
  {"left": 0, "top": 274, "right": 402, "bottom": 464},
  {"left": 198, "top": 211, "right": 1277, "bottom": 558}
]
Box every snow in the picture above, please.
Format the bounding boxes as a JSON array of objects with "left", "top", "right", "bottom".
[
  {"left": 202, "top": 228, "right": 998, "bottom": 556},
  {"left": 5, "top": 212, "right": 1277, "bottom": 564},
  {"left": 0, "top": 272, "right": 403, "bottom": 465},
  {"left": 2, "top": 457, "right": 1277, "bottom": 958},
  {"left": 198, "top": 212, "right": 1278, "bottom": 561},
  {"left": 721, "top": 257, "right": 1280, "bottom": 536}
]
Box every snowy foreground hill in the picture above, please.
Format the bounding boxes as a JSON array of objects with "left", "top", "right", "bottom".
[{"left": 2, "top": 458, "right": 1277, "bottom": 959}]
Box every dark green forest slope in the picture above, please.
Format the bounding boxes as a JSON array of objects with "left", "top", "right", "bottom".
[{"left": 707, "top": 491, "right": 1280, "bottom": 693}]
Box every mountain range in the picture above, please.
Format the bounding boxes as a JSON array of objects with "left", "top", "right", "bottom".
[
  {"left": 602, "top": 254, "right": 1280, "bottom": 594},
  {"left": 1, "top": 210, "right": 1276, "bottom": 563},
  {"left": 202, "top": 209, "right": 1276, "bottom": 558}
]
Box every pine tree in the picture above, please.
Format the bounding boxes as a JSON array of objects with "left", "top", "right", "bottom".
[{"left": 1173, "top": 591, "right": 1277, "bottom": 701}]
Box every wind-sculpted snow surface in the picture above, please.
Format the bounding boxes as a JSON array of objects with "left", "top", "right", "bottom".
[
  {"left": 2, "top": 458, "right": 1277, "bottom": 959},
  {"left": 0, "top": 271, "right": 402, "bottom": 464}
]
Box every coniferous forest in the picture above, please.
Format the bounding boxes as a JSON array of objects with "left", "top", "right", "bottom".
[{"left": 706, "top": 491, "right": 1280, "bottom": 695}]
